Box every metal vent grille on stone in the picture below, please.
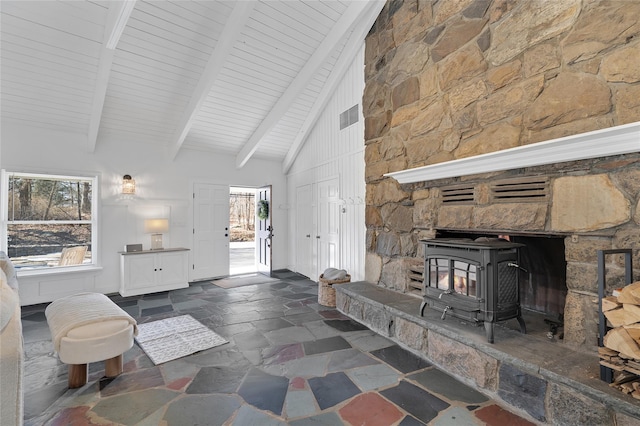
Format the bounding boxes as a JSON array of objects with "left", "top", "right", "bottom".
[
  {"left": 440, "top": 184, "right": 475, "bottom": 204},
  {"left": 490, "top": 177, "right": 549, "bottom": 203}
]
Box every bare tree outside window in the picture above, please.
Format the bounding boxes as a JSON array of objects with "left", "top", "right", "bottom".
[
  {"left": 5, "top": 173, "right": 95, "bottom": 269},
  {"left": 229, "top": 189, "right": 255, "bottom": 242}
]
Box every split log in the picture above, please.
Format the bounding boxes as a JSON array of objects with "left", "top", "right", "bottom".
[
  {"left": 624, "top": 303, "right": 640, "bottom": 318},
  {"left": 604, "top": 307, "right": 640, "bottom": 327},
  {"left": 602, "top": 296, "right": 621, "bottom": 312},
  {"left": 624, "top": 323, "right": 640, "bottom": 343},
  {"left": 617, "top": 281, "right": 640, "bottom": 304},
  {"left": 604, "top": 327, "right": 640, "bottom": 359},
  {"left": 599, "top": 347, "right": 619, "bottom": 357}
]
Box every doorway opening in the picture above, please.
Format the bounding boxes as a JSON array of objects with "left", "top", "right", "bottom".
[{"left": 229, "top": 187, "right": 257, "bottom": 275}]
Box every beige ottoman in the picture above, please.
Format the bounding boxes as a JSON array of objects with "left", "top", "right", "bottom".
[{"left": 45, "top": 293, "right": 137, "bottom": 388}]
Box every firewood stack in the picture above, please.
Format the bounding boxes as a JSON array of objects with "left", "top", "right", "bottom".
[{"left": 600, "top": 281, "right": 640, "bottom": 398}]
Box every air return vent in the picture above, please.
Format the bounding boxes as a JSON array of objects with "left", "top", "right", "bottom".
[
  {"left": 490, "top": 177, "right": 549, "bottom": 203},
  {"left": 408, "top": 263, "right": 423, "bottom": 295},
  {"left": 339, "top": 104, "right": 359, "bottom": 130},
  {"left": 441, "top": 184, "right": 475, "bottom": 204}
]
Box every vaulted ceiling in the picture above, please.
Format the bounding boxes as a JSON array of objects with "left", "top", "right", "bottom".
[{"left": 0, "top": 0, "right": 384, "bottom": 172}]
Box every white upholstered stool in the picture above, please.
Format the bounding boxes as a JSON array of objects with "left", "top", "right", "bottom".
[{"left": 45, "top": 293, "right": 137, "bottom": 388}]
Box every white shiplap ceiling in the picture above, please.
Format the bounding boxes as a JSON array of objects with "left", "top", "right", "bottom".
[{"left": 0, "top": 0, "right": 384, "bottom": 172}]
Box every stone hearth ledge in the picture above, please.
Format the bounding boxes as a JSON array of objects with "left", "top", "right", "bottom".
[{"left": 336, "top": 281, "right": 640, "bottom": 424}]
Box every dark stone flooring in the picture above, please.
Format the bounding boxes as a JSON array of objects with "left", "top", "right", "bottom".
[{"left": 20, "top": 270, "right": 536, "bottom": 425}]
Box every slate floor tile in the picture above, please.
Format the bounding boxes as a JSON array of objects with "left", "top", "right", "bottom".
[
  {"left": 324, "top": 318, "right": 369, "bottom": 332},
  {"left": 288, "top": 412, "right": 345, "bottom": 425},
  {"left": 284, "top": 311, "right": 324, "bottom": 324},
  {"left": 409, "top": 368, "right": 489, "bottom": 404},
  {"left": 473, "top": 404, "right": 537, "bottom": 426},
  {"left": 327, "top": 348, "right": 379, "bottom": 372},
  {"left": 308, "top": 372, "right": 361, "bottom": 410},
  {"left": 262, "top": 343, "right": 305, "bottom": 365},
  {"left": 303, "top": 335, "right": 351, "bottom": 355},
  {"left": 281, "top": 293, "right": 315, "bottom": 300},
  {"left": 93, "top": 388, "right": 179, "bottom": 425},
  {"left": 304, "top": 320, "right": 343, "bottom": 339},
  {"left": 265, "top": 326, "right": 316, "bottom": 345},
  {"left": 21, "top": 311, "right": 47, "bottom": 322},
  {"left": 23, "top": 381, "right": 69, "bottom": 420},
  {"left": 431, "top": 406, "right": 481, "bottom": 426},
  {"left": 233, "top": 329, "right": 270, "bottom": 350},
  {"left": 345, "top": 332, "right": 394, "bottom": 352},
  {"left": 380, "top": 380, "right": 449, "bottom": 424},
  {"left": 263, "top": 353, "right": 331, "bottom": 378},
  {"left": 140, "top": 304, "right": 174, "bottom": 316},
  {"left": 44, "top": 406, "right": 97, "bottom": 426},
  {"left": 237, "top": 368, "right": 289, "bottom": 415},
  {"left": 233, "top": 405, "right": 289, "bottom": 425},
  {"left": 399, "top": 415, "right": 426, "bottom": 425},
  {"left": 284, "top": 389, "right": 319, "bottom": 419},
  {"left": 347, "top": 363, "right": 401, "bottom": 391},
  {"left": 253, "top": 317, "right": 295, "bottom": 331},
  {"left": 370, "top": 344, "right": 431, "bottom": 373},
  {"left": 186, "top": 366, "right": 245, "bottom": 394},
  {"left": 318, "top": 310, "right": 352, "bottom": 320},
  {"left": 100, "top": 366, "right": 165, "bottom": 397},
  {"left": 163, "top": 394, "right": 241, "bottom": 426},
  {"left": 138, "top": 298, "right": 171, "bottom": 309},
  {"left": 339, "top": 392, "right": 404, "bottom": 426}
]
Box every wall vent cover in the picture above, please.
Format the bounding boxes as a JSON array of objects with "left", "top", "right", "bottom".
[
  {"left": 490, "top": 177, "right": 549, "bottom": 202},
  {"left": 441, "top": 184, "right": 475, "bottom": 204},
  {"left": 340, "top": 104, "right": 359, "bottom": 130}
]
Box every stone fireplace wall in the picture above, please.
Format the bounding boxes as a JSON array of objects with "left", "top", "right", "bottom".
[{"left": 363, "top": 0, "right": 640, "bottom": 347}]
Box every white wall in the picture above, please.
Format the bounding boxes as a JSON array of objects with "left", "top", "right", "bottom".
[
  {"left": 286, "top": 45, "right": 366, "bottom": 281},
  {"left": 1, "top": 123, "right": 288, "bottom": 305}
]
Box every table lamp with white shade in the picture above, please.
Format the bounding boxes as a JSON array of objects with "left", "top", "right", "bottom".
[{"left": 144, "top": 218, "right": 169, "bottom": 250}]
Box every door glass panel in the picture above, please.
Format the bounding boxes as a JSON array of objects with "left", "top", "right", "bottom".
[
  {"left": 428, "top": 258, "right": 449, "bottom": 290},
  {"left": 453, "top": 261, "right": 477, "bottom": 297}
]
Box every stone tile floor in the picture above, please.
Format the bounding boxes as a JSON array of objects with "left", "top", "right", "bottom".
[{"left": 20, "top": 270, "right": 536, "bottom": 425}]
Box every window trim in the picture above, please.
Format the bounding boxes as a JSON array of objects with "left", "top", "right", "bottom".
[{"left": 1, "top": 169, "right": 100, "bottom": 272}]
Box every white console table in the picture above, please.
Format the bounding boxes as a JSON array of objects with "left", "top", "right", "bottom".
[{"left": 119, "top": 248, "right": 189, "bottom": 297}]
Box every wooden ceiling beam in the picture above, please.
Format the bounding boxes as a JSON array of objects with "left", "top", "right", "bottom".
[
  {"left": 281, "top": 0, "right": 386, "bottom": 174},
  {"left": 234, "top": 0, "right": 376, "bottom": 169},
  {"left": 168, "top": 2, "right": 255, "bottom": 160},
  {"left": 88, "top": 0, "right": 136, "bottom": 152}
]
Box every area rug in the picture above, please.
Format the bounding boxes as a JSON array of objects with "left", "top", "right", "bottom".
[
  {"left": 135, "top": 315, "right": 228, "bottom": 365},
  {"left": 212, "top": 273, "right": 280, "bottom": 289}
]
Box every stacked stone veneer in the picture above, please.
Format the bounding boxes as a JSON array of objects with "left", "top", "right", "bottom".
[{"left": 364, "top": 0, "right": 640, "bottom": 348}]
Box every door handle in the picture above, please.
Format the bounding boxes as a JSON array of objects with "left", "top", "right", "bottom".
[
  {"left": 306, "top": 234, "right": 311, "bottom": 238},
  {"left": 316, "top": 236, "right": 320, "bottom": 239}
]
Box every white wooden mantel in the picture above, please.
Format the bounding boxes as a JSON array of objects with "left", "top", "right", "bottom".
[{"left": 384, "top": 122, "right": 640, "bottom": 184}]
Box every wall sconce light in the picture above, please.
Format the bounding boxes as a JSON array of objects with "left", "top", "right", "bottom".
[
  {"left": 144, "top": 218, "right": 169, "bottom": 250},
  {"left": 122, "top": 174, "right": 135, "bottom": 195}
]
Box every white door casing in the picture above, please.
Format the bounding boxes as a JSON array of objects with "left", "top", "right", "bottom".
[
  {"left": 296, "top": 184, "right": 313, "bottom": 278},
  {"left": 256, "top": 185, "right": 272, "bottom": 276},
  {"left": 192, "top": 183, "right": 229, "bottom": 280},
  {"left": 316, "top": 177, "right": 340, "bottom": 278}
]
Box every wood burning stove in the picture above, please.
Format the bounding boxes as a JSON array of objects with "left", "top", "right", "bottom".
[{"left": 420, "top": 238, "right": 527, "bottom": 343}]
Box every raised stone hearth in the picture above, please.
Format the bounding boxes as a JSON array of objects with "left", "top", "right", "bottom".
[{"left": 336, "top": 282, "right": 640, "bottom": 425}]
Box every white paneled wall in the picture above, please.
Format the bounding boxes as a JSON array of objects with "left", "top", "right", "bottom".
[{"left": 287, "top": 45, "right": 366, "bottom": 281}]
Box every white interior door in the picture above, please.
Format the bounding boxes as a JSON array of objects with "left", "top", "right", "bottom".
[
  {"left": 317, "top": 177, "right": 340, "bottom": 277},
  {"left": 256, "top": 185, "right": 272, "bottom": 276},
  {"left": 296, "top": 184, "right": 313, "bottom": 278},
  {"left": 192, "top": 183, "right": 229, "bottom": 280}
]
